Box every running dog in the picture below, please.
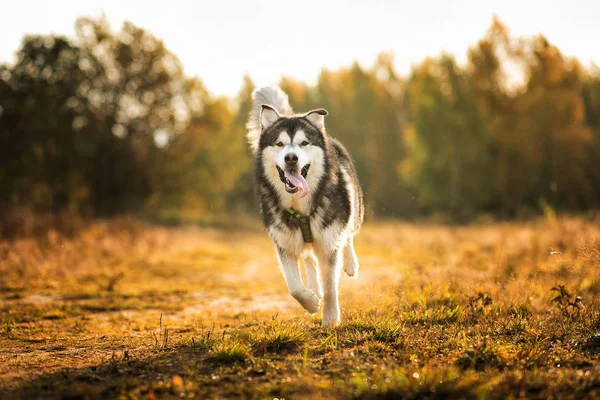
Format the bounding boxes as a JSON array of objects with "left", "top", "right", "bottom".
[{"left": 247, "top": 86, "right": 364, "bottom": 327}]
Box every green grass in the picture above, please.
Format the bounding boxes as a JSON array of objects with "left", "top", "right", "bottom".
[
  {"left": 251, "top": 320, "right": 309, "bottom": 354},
  {"left": 207, "top": 340, "right": 251, "bottom": 364},
  {"left": 1, "top": 217, "right": 600, "bottom": 398}
]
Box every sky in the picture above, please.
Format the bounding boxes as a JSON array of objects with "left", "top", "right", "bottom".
[{"left": 0, "top": 0, "right": 598, "bottom": 96}]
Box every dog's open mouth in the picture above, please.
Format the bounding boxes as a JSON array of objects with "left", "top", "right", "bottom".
[{"left": 276, "top": 165, "right": 310, "bottom": 197}]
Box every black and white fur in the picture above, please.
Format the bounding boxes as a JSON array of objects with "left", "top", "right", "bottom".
[{"left": 247, "top": 86, "right": 364, "bottom": 327}]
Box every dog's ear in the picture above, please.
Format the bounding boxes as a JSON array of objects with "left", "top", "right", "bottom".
[
  {"left": 304, "top": 109, "right": 328, "bottom": 130},
  {"left": 260, "top": 105, "right": 280, "bottom": 131}
]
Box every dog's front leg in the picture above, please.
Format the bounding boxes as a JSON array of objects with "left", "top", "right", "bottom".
[
  {"left": 303, "top": 253, "right": 323, "bottom": 299},
  {"left": 276, "top": 246, "right": 321, "bottom": 314},
  {"left": 317, "top": 249, "right": 342, "bottom": 327}
]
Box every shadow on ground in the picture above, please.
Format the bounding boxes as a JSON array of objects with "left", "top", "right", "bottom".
[{"left": 2, "top": 345, "right": 253, "bottom": 400}]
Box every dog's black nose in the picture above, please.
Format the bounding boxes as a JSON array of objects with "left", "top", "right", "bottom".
[{"left": 284, "top": 153, "right": 298, "bottom": 166}]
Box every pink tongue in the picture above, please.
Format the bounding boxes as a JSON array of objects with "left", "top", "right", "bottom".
[{"left": 284, "top": 170, "right": 309, "bottom": 198}]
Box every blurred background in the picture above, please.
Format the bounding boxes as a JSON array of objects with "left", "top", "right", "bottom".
[{"left": 1, "top": 0, "right": 599, "bottom": 231}]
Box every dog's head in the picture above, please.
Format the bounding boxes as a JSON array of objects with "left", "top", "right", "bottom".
[{"left": 258, "top": 106, "right": 328, "bottom": 198}]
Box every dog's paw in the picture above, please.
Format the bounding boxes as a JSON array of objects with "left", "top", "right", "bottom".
[
  {"left": 321, "top": 303, "right": 341, "bottom": 327},
  {"left": 321, "top": 313, "right": 341, "bottom": 328},
  {"left": 291, "top": 289, "right": 321, "bottom": 314},
  {"left": 344, "top": 261, "right": 359, "bottom": 279}
]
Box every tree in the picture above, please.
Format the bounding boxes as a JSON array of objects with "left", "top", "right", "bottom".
[
  {"left": 314, "top": 61, "right": 408, "bottom": 217},
  {"left": 582, "top": 66, "right": 600, "bottom": 205},
  {"left": 2, "top": 35, "right": 90, "bottom": 212},
  {"left": 519, "top": 37, "right": 592, "bottom": 209},
  {"left": 467, "top": 17, "right": 530, "bottom": 216},
  {"left": 0, "top": 16, "right": 197, "bottom": 216},
  {"left": 402, "top": 54, "right": 491, "bottom": 219},
  {"left": 468, "top": 18, "right": 593, "bottom": 213},
  {"left": 226, "top": 75, "right": 257, "bottom": 212},
  {"left": 73, "top": 16, "right": 191, "bottom": 214}
]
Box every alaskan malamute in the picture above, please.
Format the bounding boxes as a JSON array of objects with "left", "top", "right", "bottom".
[{"left": 247, "top": 86, "right": 364, "bottom": 327}]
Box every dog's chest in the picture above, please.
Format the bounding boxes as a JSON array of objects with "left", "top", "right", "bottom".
[
  {"left": 268, "top": 217, "right": 345, "bottom": 257},
  {"left": 268, "top": 225, "right": 308, "bottom": 255}
]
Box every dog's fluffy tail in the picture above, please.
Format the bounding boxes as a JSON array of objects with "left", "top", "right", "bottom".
[{"left": 247, "top": 86, "right": 292, "bottom": 153}]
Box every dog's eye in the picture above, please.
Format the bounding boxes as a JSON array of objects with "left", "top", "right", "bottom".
[
  {"left": 276, "top": 142, "right": 284, "bottom": 147},
  {"left": 300, "top": 141, "right": 310, "bottom": 147}
]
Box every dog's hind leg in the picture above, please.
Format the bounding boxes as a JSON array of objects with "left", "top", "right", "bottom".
[
  {"left": 343, "top": 235, "right": 359, "bottom": 278},
  {"left": 276, "top": 246, "right": 321, "bottom": 314},
  {"left": 303, "top": 252, "right": 323, "bottom": 299}
]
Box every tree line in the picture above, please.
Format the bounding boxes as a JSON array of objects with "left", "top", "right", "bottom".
[{"left": 1, "top": 16, "right": 599, "bottom": 221}]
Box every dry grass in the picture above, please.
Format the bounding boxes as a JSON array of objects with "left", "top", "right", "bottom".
[{"left": 1, "top": 216, "right": 600, "bottom": 399}]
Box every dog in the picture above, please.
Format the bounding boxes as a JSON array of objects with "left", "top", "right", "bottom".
[{"left": 247, "top": 86, "right": 364, "bottom": 327}]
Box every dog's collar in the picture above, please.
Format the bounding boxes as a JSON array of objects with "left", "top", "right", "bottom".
[{"left": 285, "top": 207, "right": 317, "bottom": 243}]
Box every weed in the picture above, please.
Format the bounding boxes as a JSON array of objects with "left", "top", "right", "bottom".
[
  {"left": 551, "top": 284, "right": 584, "bottom": 315},
  {"left": 372, "top": 319, "right": 404, "bottom": 343},
  {"left": 207, "top": 339, "right": 250, "bottom": 364},
  {"left": 152, "top": 313, "right": 169, "bottom": 350},
  {"left": 455, "top": 338, "right": 511, "bottom": 371},
  {"left": 252, "top": 320, "right": 307, "bottom": 353},
  {"left": 192, "top": 325, "right": 215, "bottom": 352},
  {"left": 467, "top": 292, "right": 492, "bottom": 313}
]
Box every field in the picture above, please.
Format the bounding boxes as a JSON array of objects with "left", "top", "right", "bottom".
[{"left": 1, "top": 216, "right": 600, "bottom": 399}]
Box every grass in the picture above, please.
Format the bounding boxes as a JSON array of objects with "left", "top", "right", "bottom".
[
  {"left": 207, "top": 340, "right": 251, "bottom": 364},
  {"left": 251, "top": 320, "right": 309, "bottom": 354},
  {"left": 1, "top": 216, "right": 600, "bottom": 398}
]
